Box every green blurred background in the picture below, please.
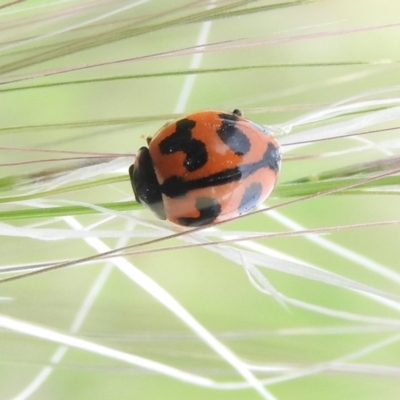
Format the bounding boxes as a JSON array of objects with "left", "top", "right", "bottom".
[{"left": 1, "top": 1, "right": 400, "bottom": 399}]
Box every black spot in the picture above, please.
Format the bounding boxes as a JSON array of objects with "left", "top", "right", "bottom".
[
  {"left": 238, "top": 182, "right": 263, "bottom": 215},
  {"left": 217, "top": 113, "right": 251, "bottom": 156},
  {"left": 177, "top": 197, "right": 221, "bottom": 227},
  {"left": 159, "top": 118, "right": 207, "bottom": 172},
  {"left": 263, "top": 142, "right": 281, "bottom": 173},
  {"left": 161, "top": 167, "right": 242, "bottom": 198},
  {"left": 129, "top": 148, "right": 165, "bottom": 220},
  {"left": 161, "top": 141, "right": 280, "bottom": 199},
  {"left": 237, "top": 142, "right": 281, "bottom": 178},
  {"left": 160, "top": 175, "right": 188, "bottom": 198}
]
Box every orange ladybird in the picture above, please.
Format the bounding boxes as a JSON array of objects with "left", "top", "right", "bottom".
[{"left": 129, "top": 109, "right": 281, "bottom": 226}]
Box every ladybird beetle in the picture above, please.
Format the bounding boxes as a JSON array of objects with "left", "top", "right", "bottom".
[{"left": 129, "top": 109, "right": 281, "bottom": 227}]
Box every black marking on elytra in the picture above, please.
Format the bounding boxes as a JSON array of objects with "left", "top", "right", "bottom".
[
  {"left": 238, "top": 182, "right": 263, "bottom": 215},
  {"left": 161, "top": 168, "right": 242, "bottom": 198},
  {"left": 237, "top": 141, "right": 281, "bottom": 176},
  {"left": 129, "top": 148, "right": 166, "bottom": 220},
  {"left": 161, "top": 141, "right": 281, "bottom": 199},
  {"left": 177, "top": 197, "right": 221, "bottom": 227},
  {"left": 217, "top": 113, "right": 251, "bottom": 156},
  {"left": 264, "top": 142, "right": 281, "bottom": 173},
  {"left": 158, "top": 118, "right": 207, "bottom": 172}
]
